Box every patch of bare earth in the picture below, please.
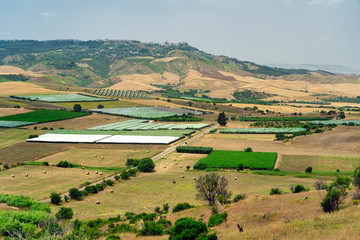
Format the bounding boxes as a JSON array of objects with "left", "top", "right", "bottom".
[
  {"left": 0, "top": 82, "right": 59, "bottom": 96},
  {"left": 0, "top": 107, "right": 32, "bottom": 117}
]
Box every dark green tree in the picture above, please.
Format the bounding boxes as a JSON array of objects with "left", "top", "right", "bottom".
[
  {"left": 73, "top": 104, "right": 82, "bottom": 112},
  {"left": 50, "top": 192, "right": 62, "bottom": 205},
  {"left": 55, "top": 207, "right": 74, "bottom": 220},
  {"left": 138, "top": 158, "right": 155, "bottom": 172},
  {"left": 169, "top": 217, "right": 209, "bottom": 240},
  {"left": 217, "top": 112, "right": 227, "bottom": 126},
  {"left": 69, "top": 188, "right": 82, "bottom": 200}
]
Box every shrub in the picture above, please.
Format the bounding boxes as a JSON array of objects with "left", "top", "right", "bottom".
[
  {"left": 85, "top": 186, "right": 98, "bottom": 194},
  {"left": 41, "top": 127, "right": 48, "bottom": 130},
  {"left": 314, "top": 179, "right": 327, "bottom": 190},
  {"left": 270, "top": 188, "right": 282, "bottom": 195},
  {"left": 172, "top": 203, "right": 194, "bottom": 213},
  {"left": 137, "top": 158, "right": 155, "bottom": 172},
  {"left": 321, "top": 186, "right": 347, "bottom": 212},
  {"left": 208, "top": 212, "right": 227, "bottom": 228},
  {"left": 233, "top": 193, "right": 247, "bottom": 202},
  {"left": 237, "top": 164, "right": 244, "bottom": 171},
  {"left": 57, "top": 161, "right": 74, "bottom": 168},
  {"left": 128, "top": 169, "right": 137, "bottom": 176},
  {"left": 43, "top": 161, "right": 49, "bottom": 166},
  {"left": 163, "top": 203, "right": 169, "bottom": 214},
  {"left": 244, "top": 147, "right": 253, "bottom": 152},
  {"left": 55, "top": 207, "right": 73, "bottom": 220},
  {"left": 69, "top": 188, "right": 82, "bottom": 200},
  {"left": 157, "top": 219, "right": 172, "bottom": 229},
  {"left": 293, "top": 185, "right": 307, "bottom": 193},
  {"left": 194, "top": 163, "right": 207, "bottom": 170},
  {"left": 106, "top": 180, "right": 114, "bottom": 186},
  {"left": 126, "top": 158, "right": 140, "bottom": 167},
  {"left": 29, "top": 134, "right": 39, "bottom": 139},
  {"left": 154, "top": 206, "right": 161, "bottom": 214},
  {"left": 73, "top": 104, "right": 82, "bottom": 112},
  {"left": 106, "top": 235, "right": 120, "bottom": 240},
  {"left": 353, "top": 166, "right": 360, "bottom": 188},
  {"left": 50, "top": 192, "right": 62, "bottom": 205},
  {"left": 169, "top": 217, "right": 210, "bottom": 240},
  {"left": 114, "top": 175, "right": 120, "bottom": 181},
  {"left": 120, "top": 171, "right": 130, "bottom": 180},
  {"left": 97, "top": 104, "right": 104, "bottom": 109},
  {"left": 138, "top": 221, "right": 164, "bottom": 236},
  {"left": 305, "top": 167, "right": 312, "bottom": 173}
]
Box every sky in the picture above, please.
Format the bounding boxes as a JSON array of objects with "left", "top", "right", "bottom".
[{"left": 1, "top": 0, "right": 359, "bottom": 69}]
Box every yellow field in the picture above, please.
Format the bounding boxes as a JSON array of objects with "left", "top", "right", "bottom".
[{"left": 53, "top": 99, "right": 141, "bottom": 109}]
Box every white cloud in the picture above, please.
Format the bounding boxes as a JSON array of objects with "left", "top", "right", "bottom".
[
  {"left": 308, "top": 0, "right": 344, "bottom": 7},
  {"left": 37, "top": 11, "right": 59, "bottom": 18}
]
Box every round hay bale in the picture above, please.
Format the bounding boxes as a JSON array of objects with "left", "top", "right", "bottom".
[
  {"left": 174, "top": 158, "right": 176, "bottom": 161},
  {"left": 86, "top": 172, "right": 89, "bottom": 175},
  {"left": 164, "top": 166, "right": 166, "bottom": 168},
  {"left": 101, "top": 157, "right": 104, "bottom": 159},
  {"left": 95, "top": 171, "right": 98, "bottom": 174},
  {"left": 162, "top": 156, "right": 164, "bottom": 159},
  {"left": 43, "top": 171, "right": 46, "bottom": 174},
  {"left": 96, "top": 200, "right": 101, "bottom": 204},
  {"left": 82, "top": 167, "right": 85, "bottom": 170},
  {"left": 181, "top": 175, "right": 185, "bottom": 178},
  {"left": 193, "top": 177, "right": 196, "bottom": 180},
  {"left": 175, "top": 162, "right": 177, "bottom": 165},
  {"left": 164, "top": 157, "right": 167, "bottom": 159},
  {"left": 139, "top": 157, "right": 142, "bottom": 159},
  {"left": 147, "top": 150, "right": 149, "bottom": 153},
  {"left": 256, "top": 194, "right": 258, "bottom": 198},
  {"left": 180, "top": 165, "right": 182, "bottom": 168},
  {"left": 100, "top": 172, "right": 103, "bottom": 175},
  {"left": 11, "top": 174, "right": 15, "bottom": 178},
  {"left": 186, "top": 164, "right": 189, "bottom": 166},
  {"left": 94, "top": 155, "right": 97, "bottom": 157},
  {"left": 25, "top": 174, "right": 28, "bottom": 177},
  {"left": 234, "top": 177, "right": 237, "bottom": 180},
  {"left": 110, "top": 189, "right": 114, "bottom": 193}
]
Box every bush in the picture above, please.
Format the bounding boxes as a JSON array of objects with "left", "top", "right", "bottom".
[
  {"left": 293, "top": 185, "right": 307, "bottom": 193},
  {"left": 106, "top": 235, "right": 120, "bottom": 240},
  {"left": 270, "top": 188, "right": 282, "bottom": 195},
  {"left": 114, "top": 175, "right": 120, "bottom": 180},
  {"left": 137, "top": 158, "right": 155, "bottom": 172},
  {"left": 85, "top": 186, "right": 98, "bottom": 194},
  {"left": 244, "top": 147, "right": 253, "bottom": 152},
  {"left": 208, "top": 212, "right": 227, "bottom": 228},
  {"left": 194, "top": 163, "right": 207, "bottom": 170},
  {"left": 305, "top": 167, "right": 312, "bottom": 173},
  {"left": 126, "top": 158, "right": 140, "bottom": 167},
  {"left": 106, "top": 180, "right": 114, "bottom": 186},
  {"left": 128, "top": 169, "right": 137, "bottom": 176},
  {"left": 172, "top": 202, "right": 194, "bottom": 213},
  {"left": 29, "top": 134, "right": 39, "bottom": 139},
  {"left": 73, "top": 104, "right": 82, "bottom": 112},
  {"left": 50, "top": 192, "right": 62, "bottom": 205},
  {"left": 237, "top": 164, "right": 244, "bottom": 171},
  {"left": 138, "top": 221, "right": 164, "bottom": 236},
  {"left": 314, "top": 179, "right": 327, "bottom": 190},
  {"left": 176, "top": 146, "right": 213, "bottom": 154},
  {"left": 233, "top": 193, "right": 247, "bottom": 202},
  {"left": 169, "top": 217, "right": 209, "bottom": 240},
  {"left": 69, "top": 188, "right": 82, "bottom": 200},
  {"left": 321, "top": 186, "right": 347, "bottom": 212},
  {"left": 163, "top": 203, "right": 169, "bottom": 213},
  {"left": 120, "top": 171, "right": 130, "bottom": 180},
  {"left": 55, "top": 207, "right": 73, "bottom": 220},
  {"left": 57, "top": 161, "right": 74, "bottom": 168},
  {"left": 353, "top": 166, "right": 360, "bottom": 188},
  {"left": 97, "top": 104, "right": 104, "bottom": 109}
]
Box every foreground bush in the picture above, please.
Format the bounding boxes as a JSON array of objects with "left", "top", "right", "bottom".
[
  {"left": 50, "top": 192, "right": 61, "bottom": 205},
  {"left": 169, "top": 217, "right": 213, "bottom": 240},
  {"left": 208, "top": 212, "right": 227, "bottom": 227},
  {"left": 55, "top": 207, "right": 73, "bottom": 220},
  {"left": 270, "top": 188, "right": 282, "bottom": 195},
  {"left": 233, "top": 193, "right": 247, "bottom": 202},
  {"left": 137, "top": 221, "right": 163, "bottom": 236},
  {"left": 69, "top": 188, "right": 82, "bottom": 200}
]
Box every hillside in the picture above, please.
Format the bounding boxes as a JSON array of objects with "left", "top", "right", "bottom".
[{"left": 0, "top": 40, "right": 359, "bottom": 100}]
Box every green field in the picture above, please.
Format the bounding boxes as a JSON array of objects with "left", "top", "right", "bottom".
[
  {"left": 91, "top": 107, "right": 179, "bottom": 119},
  {"left": 194, "top": 150, "right": 277, "bottom": 170},
  {"left": 51, "top": 129, "right": 194, "bottom": 137},
  {"left": 0, "top": 109, "right": 90, "bottom": 123}
]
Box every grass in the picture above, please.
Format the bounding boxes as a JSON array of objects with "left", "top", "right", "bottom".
[
  {"left": 0, "top": 128, "right": 42, "bottom": 148},
  {"left": 0, "top": 165, "right": 112, "bottom": 200},
  {"left": 36, "top": 148, "right": 160, "bottom": 168},
  {"left": 50, "top": 129, "right": 194, "bottom": 137},
  {"left": 0, "top": 109, "right": 90, "bottom": 123},
  {"left": 194, "top": 150, "right": 277, "bottom": 170},
  {"left": 279, "top": 155, "right": 360, "bottom": 172},
  {"left": 54, "top": 100, "right": 141, "bottom": 109}
]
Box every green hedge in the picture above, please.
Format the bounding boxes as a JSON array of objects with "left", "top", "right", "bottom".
[{"left": 176, "top": 146, "right": 213, "bottom": 154}]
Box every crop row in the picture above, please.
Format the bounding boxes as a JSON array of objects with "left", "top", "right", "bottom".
[
  {"left": 220, "top": 128, "right": 306, "bottom": 134},
  {"left": 11, "top": 93, "right": 113, "bottom": 102},
  {"left": 0, "top": 110, "right": 90, "bottom": 123},
  {"left": 193, "top": 150, "right": 277, "bottom": 170},
  {"left": 309, "top": 120, "right": 360, "bottom": 125},
  {"left": 92, "top": 89, "right": 149, "bottom": 98},
  {"left": 0, "top": 120, "right": 36, "bottom": 128},
  {"left": 89, "top": 119, "right": 209, "bottom": 131}
]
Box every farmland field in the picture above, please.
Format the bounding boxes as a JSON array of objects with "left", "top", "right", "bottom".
[
  {"left": 54, "top": 99, "right": 141, "bottom": 109},
  {"left": 13, "top": 93, "right": 114, "bottom": 102},
  {"left": 0, "top": 109, "right": 90, "bottom": 123},
  {"left": 310, "top": 120, "right": 360, "bottom": 125},
  {"left": 36, "top": 148, "right": 160, "bottom": 168},
  {"left": 91, "top": 106, "right": 202, "bottom": 119},
  {"left": 0, "top": 120, "right": 36, "bottom": 128},
  {"left": 89, "top": 119, "right": 209, "bottom": 131},
  {"left": 0, "top": 165, "right": 112, "bottom": 200},
  {"left": 278, "top": 155, "right": 360, "bottom": 172},
  {"left": 220, "top": 128, "right": 306, "bottom": 134},
  {"left": 194, "top": 150, "right": 277, "bottom": 169}
]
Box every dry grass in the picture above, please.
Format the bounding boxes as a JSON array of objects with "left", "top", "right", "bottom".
[
  {"left": 279, "top": 155, "right": 360, "bottom": 172},
  {"left": 0, "top": 165, "right": 112, "bottom": 200},
  {"left": 38, "top": 148, "right": 160, "bottom": 168},
  {"left": 0, "top": 81, "right": 60, "bottom": 96},
  {"left": 0, "top": 128, "right": 44, "bottom": 149},
  {"left": 0, "top": 107, "right": 33, "bottom": 117}
]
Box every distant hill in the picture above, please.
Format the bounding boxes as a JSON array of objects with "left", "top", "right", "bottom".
[{"left": 268, "top": 63, "right": 360, "bottom": 75}]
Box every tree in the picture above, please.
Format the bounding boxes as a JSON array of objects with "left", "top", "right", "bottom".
[
  {"left": 50, "top": 192, "right": 62, "bottom": 205},
  {"left": 138, "top": 158, "right": 155, "bottom": 172},
  {"left": 305, "top": 166, "right": 312, "bottom": 173},
  {"left": 353, "top": 166, "right": 360, "bottom": 189},
  {"left": 120, "top": 171, "right": 130, "bottom": 180},
  {"left": 169, "top": 217, "right": 208, "bottom": 240},
  {"left": 321, "top": 178, "right": 349, "bottom": 212},
  {"left": 217, "top": 112, "right": 227, "bottom": 126},
  {"left": 196, "top": 173, "right": 229, "bottom": 206},
  {"left": 73, "top": 104, "right": 82, "bottom": 112},
  {"left": 69, "top": 188, "right": 82, "bottom": 200},
  {"left": 244, "top": 147, "right": 253, "bottom": 152},
  {"left": 97, "top": 104, "right": 104, "bottom": 109},
  {"left": 55, "top": 207, "right": 73, "bottom": 220}
]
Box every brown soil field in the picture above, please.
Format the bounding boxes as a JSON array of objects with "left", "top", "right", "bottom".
[
  {"left": 153, "top": 57, "right": 185, "bottom": 62},
  {"left": 0, "top": 107, "right": 32, "bottom": 117},
  {"left": 0, "top": 81, "right": 60, "bottom": 96},
  {"left": 0, "top": 65, "right": 43, "bottom": 76},
  {"left": 188, "top": 126, "right": 360, "bottom": 157}
]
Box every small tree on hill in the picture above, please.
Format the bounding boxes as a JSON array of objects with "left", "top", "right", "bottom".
[
  {"left": 69, "top": 188, "right": 82, "bottom": 200},
  {"left": 73, "top": 104, "right": 82, "bottom": 112},
  {"left": 50, "top": 192, "right": 62, "bottom": 205},
  {"left": 217, "top": 112, "right": 227, "bottom": 126},
  {"left": 138, "top": 158, "right": 155, "bottom": 172},
  {"left": 55, "top": 207, "right": 73, "bottom": 220},
  {"left": 196, "top": 173, "right": 229, "bottom": 206}
]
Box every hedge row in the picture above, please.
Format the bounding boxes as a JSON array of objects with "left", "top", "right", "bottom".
[{"left": 176, "top": 146, "right": 213, "bottom": 154}]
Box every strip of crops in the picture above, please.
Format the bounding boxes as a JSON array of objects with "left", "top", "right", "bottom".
[
  {"left": 51, "top": 129, "right": 194, "bottom": 137},
  {"left": 194, "top": 150, "right": 277, "bottom": 170},
  {"left": 11, "top": 93, "right": 114, "bottom": 102},
  {"left": 220, "top": 128, "right": 306, "bottom": 134},
  {"left": 238, "top": 117, "right": 332, "bottom": 121},
  {"left": 91, "top": 107, "right": 180, "bottom": 119},
  {"left": 89, "top": 119, "right": 209, "bottom": 131},
  {"left": 176, "top": 146, "right": 213, "bottom": 154},
  {"left": 0, "top": 110, "right": 90, "bottom": 123},
  {"left": 0, "top": 120, "right": 36, "bottom": 128},
  {"left": 309, "top": 120, "right": 360, "bottom": 125}
]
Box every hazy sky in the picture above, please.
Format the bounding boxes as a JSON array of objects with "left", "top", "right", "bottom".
[{"left": 1, "top": 0, "right": 359, "bottom": 68}]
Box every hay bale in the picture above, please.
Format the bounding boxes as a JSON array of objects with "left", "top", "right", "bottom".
[
  {"left": 95, "top": 171, "right": 98, "bottom": 174},
  {"left": 94, "top": 155, "right": 97, "bottom": 157},
  {"left": 175, "top": 162, "right": 177, "bottom": 165},
  {"left": 100, "top": 172, "right": 103, "bottom": 175},
  {"left": 180, "top": 165, "right": 182, "bottom": 168},
  {"left": 96, "top": 200, "right": 101, "bottom": 204},
  {"left": 193, "top": 177, "right": 196, "bottom": 180},
  {"left": 139, "top": 157, "right": 142, "bottom": 159},
  {"left": 234, "top": 177, "right": 237, "bottom": 180},
  {"left": 82, "top": 167, "right": 85, "bottom": 170},
  {"left": 43, "top": 171, "right": 46, "bottom": 174},
  {"left": 173, "top": 181, "right": 176, "bottom": 184},
  {"left": 256, "top": 194, "right": 258, "bottom": 198},
  {"left": 86, "top": 172, "right": 89, "bottom": 175},
  {"left": 164, "top": 166, "right": 166, "bottom": 168},
  {"left": 110, "top": 189, "right": 114, "bottom": 193},
  {"left": 174, "top": 158, "right": 176, "bottom": 161},
  {"left": 11, "top": 174, "right": 15, "bottom": 178},
  {"left": 181, "top": 175, "right": 185, "bottom": 178},
  {"left": 101, "top": 157, "right": 104, "bottom": 159},
  {"left": 147, "top": 150, "right": 149, "bottom": 153},
  {"left": 164, "top": 157, "right": 167, "bottom": 159},
  {"left": 25, "top": 174, "right": 28, "bottom": 177}
]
